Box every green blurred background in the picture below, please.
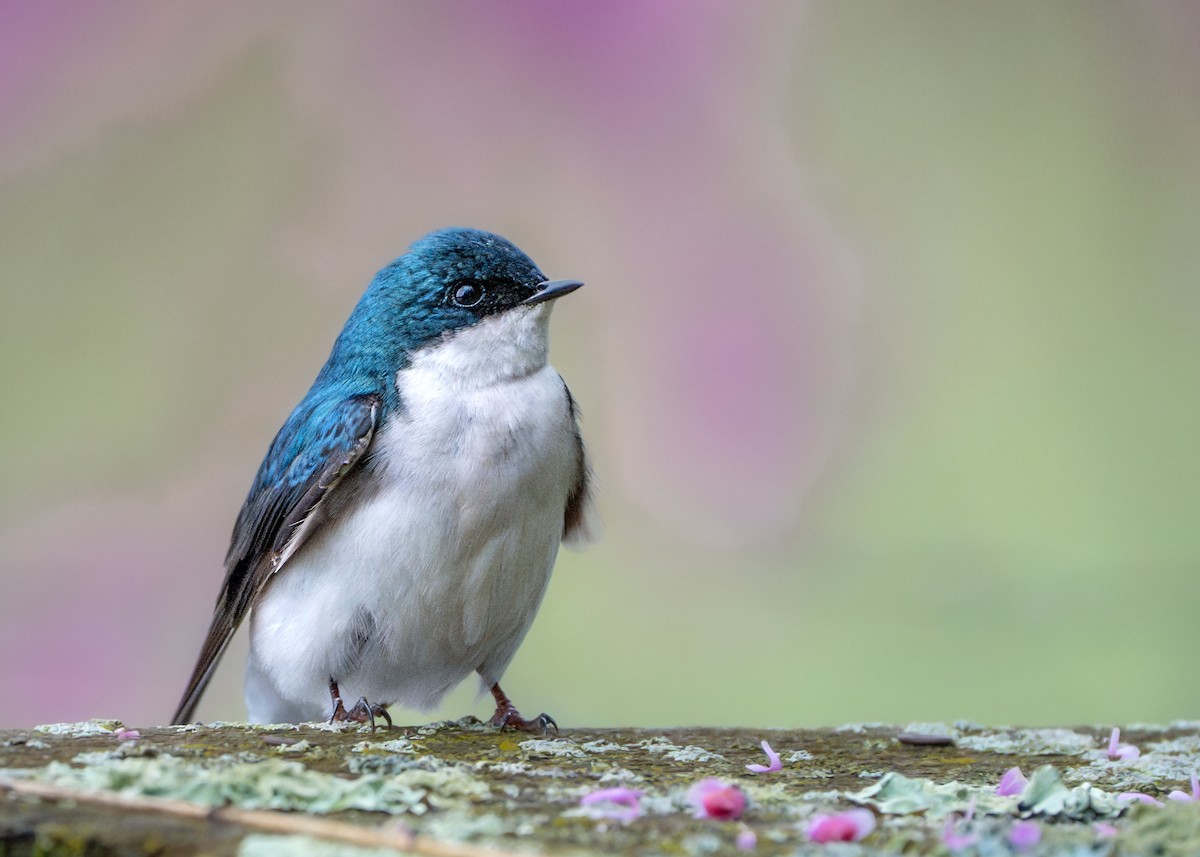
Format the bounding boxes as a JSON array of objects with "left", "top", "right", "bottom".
[{"left": 2, "top": 2, "right": 1198, "bottom": 730}]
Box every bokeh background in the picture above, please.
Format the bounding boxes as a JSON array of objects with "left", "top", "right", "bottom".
[{"left": 2, "top": 2, "right": 1198, "bottom": 731}]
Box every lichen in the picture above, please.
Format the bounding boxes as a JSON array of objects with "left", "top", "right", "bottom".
[
  {"left": 518, "top": 738, "right": 588, "bottom": 758},
  {"left": 1117, "top": 801, "right": 1200, "bottom": 855},
  {"left": 33, "top": 720, "right": 124, "bottom": 736},
  {"left": 901, "top": 721, "right": 958, "bottom": 739},
  {"left": 956, "top": 727, "right": 1096, "bottom": 755},
  {"left": 350, "top": 738, "right": 417, "bottom": 755},
  {"left": 1018, "top": 764, "right": 1121, "bottom": 819},
  {"left": 633, "top": 737, "right": 725, "bottom": 763},
  {"left": 1066, "top": 733, "right": 1200, "bottom": 791},
  {"left": 4, "top": 753, "right": 489, "bottom": 815},
  {"left": 238, "top": 834, "right": 396, "bottom": 857},
  {"left": 4, "top": 722, "right": 1198, "bottom": 855},
  {"left": 834, "top": 722, "right": 889, "bottom": 733},
  {"left": 418, "top": 810, "right": 514, "bottom": 842},
  {"left": 1147, "top": 735, "right": 1200, "bottom": 756},
  {"left": 852, "top": 771, "right": 1012, "bottom": 819}
]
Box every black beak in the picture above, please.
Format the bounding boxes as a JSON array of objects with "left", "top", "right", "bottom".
[{"left": 524, "top": 279, "right": 584, "bottom": 306}]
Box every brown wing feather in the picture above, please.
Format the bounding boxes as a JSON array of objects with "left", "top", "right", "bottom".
[
  {"left": 562, "top": 383, "right": 596, "bottom": 545},
  {"left": 171, "top": 394, "right": 379, "bottom": 724}
]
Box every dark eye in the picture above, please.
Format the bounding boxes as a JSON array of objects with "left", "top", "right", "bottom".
[{"left": 451, "top": 283, "right": 485, "bottom": 308}]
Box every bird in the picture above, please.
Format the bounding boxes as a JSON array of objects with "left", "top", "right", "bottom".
[{"left": 171, "top": 227, "right": 595, "bottom": 732}]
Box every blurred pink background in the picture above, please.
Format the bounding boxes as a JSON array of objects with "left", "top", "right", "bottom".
[{"left": 2, "top": 2, "right": 1199, "bottom": 729}]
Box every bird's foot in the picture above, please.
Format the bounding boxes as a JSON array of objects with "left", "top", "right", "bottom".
[
  {"left": 488, "top": 707, "right": 557, "bottom": 734},
  {"left": 328, "top": 679, "right": 393, "bottom": 730},
  {"left": 487, "top": 682, "right": 557, "bottom": 735}
]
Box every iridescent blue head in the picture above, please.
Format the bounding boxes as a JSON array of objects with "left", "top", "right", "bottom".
[{"left": 318, "top": 228, "right": 582, "bottom": 404}]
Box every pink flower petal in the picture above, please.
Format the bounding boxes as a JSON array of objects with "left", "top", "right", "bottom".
[
  {"left": 114, "top": 728, "right": 140, "bottom": 741},
  {"left": 580, "top": 786, "right": 643, "bottom": 805},
  {"left": 942, "top": 826, "right": 979, "bottom": 852},
  {"left": 995, "top": 766, "right": 1028, "bottom": 797},
  {"left": 1117, "top": 792, "right": 1163, "bottom": 807},
  {"left": 1167, "top": 772, "right": 1199, "bottom": 802},
  {"left": 745, "top": 739, "right": 782, "bottom": 774},
  {"left": 580, "top": 787, "right": 644, "bottom": 823},
  {"left": 1008, "top": 821, "right": 1041, "bottom": 851},
  {"left": 1093, "top": 822, "right": 1119, "bottom": 839},
  {"left": 806, "top": 809, "right": 876, "bottom": 843},
  {"left": 942, "top": 801, "right": 979, "bottom": 853},
  {"left": 735, "top": 828, "right": 757, "bottom": 850},
  {"left": 1107, "top": 727, "right": 1140, "bottom": 761},
  {"left": 686, "top": 779, "right": 746, "bottom": 821}
]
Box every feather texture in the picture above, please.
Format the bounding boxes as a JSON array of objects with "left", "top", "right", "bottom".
[
  {"left": 171, "top": 394, "right": 379, "bottom": 724},
  {"left": 171, "top": 227, "right": 593, "bottom": 725}
]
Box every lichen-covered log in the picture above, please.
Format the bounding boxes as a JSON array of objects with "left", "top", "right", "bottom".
[{"left": 1, "top": 719, "right": 1199, "bottom": 855}]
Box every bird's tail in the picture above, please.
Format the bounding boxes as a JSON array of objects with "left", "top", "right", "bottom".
[{"left": 171, "top": 612, "right": 238, "bottom": 725}]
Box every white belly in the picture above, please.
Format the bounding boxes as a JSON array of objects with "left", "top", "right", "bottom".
[{"left": 245, "top": 363, "right": 578, "bottom": 723}]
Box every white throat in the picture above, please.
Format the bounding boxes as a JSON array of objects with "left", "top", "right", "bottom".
[{"left": 403, "top": 303, "right": 554, "bottom": 390}]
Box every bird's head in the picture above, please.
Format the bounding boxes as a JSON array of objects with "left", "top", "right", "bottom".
[{"left": 327, "top": 228, "right": 582, "bottom": 390}]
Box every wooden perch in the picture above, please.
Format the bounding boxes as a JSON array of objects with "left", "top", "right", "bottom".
[{"left": 1, "top": 720, "right": 1198, "bottom": 855}]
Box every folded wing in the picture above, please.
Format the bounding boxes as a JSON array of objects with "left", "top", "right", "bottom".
[{"left": 170, "top": 392, "right": 380, "bottom": 724}]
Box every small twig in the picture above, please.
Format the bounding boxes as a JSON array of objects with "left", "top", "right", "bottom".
[{"left": 0, "top": 776, "right": 525, "bottom": 857}]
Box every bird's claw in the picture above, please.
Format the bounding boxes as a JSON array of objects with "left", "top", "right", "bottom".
[
  {"left": 488, "top": 706, "right": 558, "bottom": 735},
  {"left": 328, "top": 681, "right": 393, "bottom": 730}
]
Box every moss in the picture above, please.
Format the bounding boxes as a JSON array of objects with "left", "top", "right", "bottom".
[
  {"left": 1117, "top": 802, "right": 1200, "bottom": 856},
  {"left": 2, "top": 722, "right": 1198, "bottom": 854}
]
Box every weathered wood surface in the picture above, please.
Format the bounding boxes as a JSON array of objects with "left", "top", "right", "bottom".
[{"left": 1, "top": 719, "right": 1198, "bottom": 855}]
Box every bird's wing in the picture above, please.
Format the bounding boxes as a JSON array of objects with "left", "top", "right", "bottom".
[
  {"left": 562, "top": 383, "right": 598, "bottom": 546},
  {"left": 171, "top": 392, "right": 381, "bottom": 724}
]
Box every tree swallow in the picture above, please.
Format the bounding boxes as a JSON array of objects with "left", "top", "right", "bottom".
[{"left": 172, "top": 228, "right": 595, "bottom": 732}]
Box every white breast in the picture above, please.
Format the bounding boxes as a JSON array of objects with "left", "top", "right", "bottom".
[{"left": 245, "top": 305, "right": 585, "bottom": 723}]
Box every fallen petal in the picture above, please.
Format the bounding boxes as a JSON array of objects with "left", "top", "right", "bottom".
[
  {"left": 686, "top": 779, "right": 746, "bottom": 821},
  {"left": 1008, "top": 820, "right": 1041, "bottom": 851},
  {"left": 942, "top": 808, "right": 979, "bottom": 852},
  {"left": 581, "top": 787, "right": 643, "bottom": 806},
  {"left": 745, "top": 739, "right": 783, "bottom": 774},
  {"left": 1171, "top": 772, "right": 1200, "bottom": 802},
  {"left": 996, "top": 766, "right": 1028, "bottom": 797},
  {"left": 735, "top": 828, "right": 757, "bottom": 850},
  {"left": 1107, "top": 727, "right": 1141, "bottom": 761},
  {"left": 580, "top": 787, "right": 643, "bottom": 823},
  {"left": 1117, "top": 792, "right": 1163, "bottom": 807},
  {"left": 807, "top": 809, "right": 876, "bottom": 843},
  {"left": 942, "top": 829, "right": 979, "bottom": 852}
]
